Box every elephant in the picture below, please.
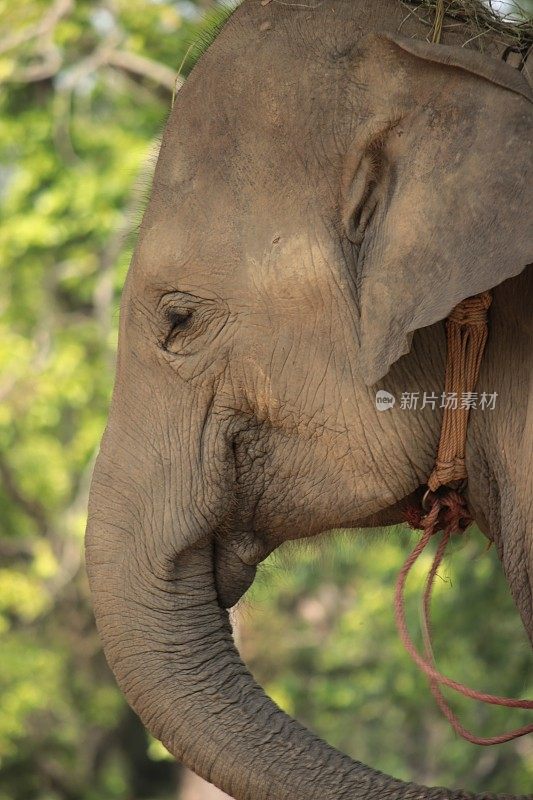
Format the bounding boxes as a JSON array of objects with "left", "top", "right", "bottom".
[{"left": 85, "top": 1, "right": 533, "bottom": 798}]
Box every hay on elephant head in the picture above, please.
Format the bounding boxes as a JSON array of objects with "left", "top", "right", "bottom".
[{"left": 400, "top": 0, "right": 533, "bottom": 57}]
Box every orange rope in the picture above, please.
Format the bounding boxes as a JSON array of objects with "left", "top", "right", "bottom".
[{"left": 427, "top": 292, "right": 492, "bottom": 492}]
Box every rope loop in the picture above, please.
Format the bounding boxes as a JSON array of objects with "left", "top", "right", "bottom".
[{"left": 397, "top": 489, "right": 533, "bottom": 746}]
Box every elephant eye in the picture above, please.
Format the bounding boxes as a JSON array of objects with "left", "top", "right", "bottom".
[{"left": 162, "top": 308, "right": 193, "bottom": 350}]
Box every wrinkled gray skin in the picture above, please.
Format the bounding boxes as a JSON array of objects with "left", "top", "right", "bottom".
[{"left": 85, "top": 1, "right": 533, "bottom": 798}]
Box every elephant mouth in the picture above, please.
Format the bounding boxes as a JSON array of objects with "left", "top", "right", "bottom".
[
  {"left": 213, "top": 510, "right": 276, "bottom": 608},
  {"left": 212, "top": 489, "right": 426, "bottom": 610},
  {"left": 214, "top": 537, "right": 258, "bottom": 608}
]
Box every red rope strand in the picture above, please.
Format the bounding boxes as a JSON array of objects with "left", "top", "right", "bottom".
[{"left": 396, "top": 490, "right": 533, "bottom": 745}]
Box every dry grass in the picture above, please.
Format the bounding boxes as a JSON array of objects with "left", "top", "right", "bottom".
[{"left": 401, "top": 0, "right": 533, "bottom": 56}]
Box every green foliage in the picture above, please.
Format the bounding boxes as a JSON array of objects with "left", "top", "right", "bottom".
[{"left": 1, "top": 0, "right": 531, "bottom": 798}]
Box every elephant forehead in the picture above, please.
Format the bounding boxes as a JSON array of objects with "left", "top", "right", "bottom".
[
  {"left": 152, "top": 12, "right": 357, "bottom": 192},
  {"left": 134, "top": 192, "right": 344, "bottom": 300},
  {"left": 132, "top": 171, "right": 245, "bottom": 286},
  {"left": 160, "top": 72, "right": 300, "bottom": 186},
  {"left": 132, "top": 142, "right": 341, "bottom": 296},
  {"left": 242, "top": 233, "right": 347, "bottom": 304}
]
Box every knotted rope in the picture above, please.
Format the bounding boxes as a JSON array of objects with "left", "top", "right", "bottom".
[
  {"left": 427, "top": 291, "right": 492, "bottom": 491},
  {"left": 396, "top": 293, "right": 533, "bottom": 745}
]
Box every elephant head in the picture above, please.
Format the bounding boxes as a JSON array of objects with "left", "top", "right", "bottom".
[{"left": 85, "top": 1, "right": 533, "bottom": 798}]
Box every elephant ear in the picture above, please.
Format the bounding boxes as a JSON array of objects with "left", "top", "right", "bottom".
[{"left": 357, "top": 32, "right": 533, "bottom": 386}]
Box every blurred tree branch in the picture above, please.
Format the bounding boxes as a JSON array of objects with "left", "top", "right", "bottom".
[
  {"left": 2, "top": 1, "right": 180, "bottom": 94},
  {"left": 0, "top": 0, "right": 73, "bottom": 57},
  {"left": 107, "top": 48, "right": 179, "bottom": 92}
]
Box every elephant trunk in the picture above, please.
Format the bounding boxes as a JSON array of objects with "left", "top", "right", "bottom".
[{"left": 86, "top": 426, "right": 517, "bottom": 800}]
